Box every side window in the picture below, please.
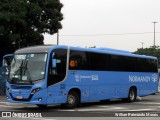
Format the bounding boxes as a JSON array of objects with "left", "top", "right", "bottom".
[
  {"left": 142, "top": 59, "right": 158, "bottom": 72},
  {"left": 88, "top": 52, "right": 108, "bottom": 71},
  {"left": 69, "top": 50, "right": 88, "bottom": 70},
  {"left": 151, "top": 59, "right": 158, "bottom": 72}
]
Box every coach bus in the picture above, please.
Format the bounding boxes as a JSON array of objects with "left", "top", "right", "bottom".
[{"left": 6, "top": 45, "right": 159, "bottom": 108}]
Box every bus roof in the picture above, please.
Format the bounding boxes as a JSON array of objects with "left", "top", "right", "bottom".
[
  {"left": 15, "top": 45, "right": 53, "bottom": 54},
  {"left": 69, "top": 46, "right": 157, "bottom": 60},
  {"left": 14, "top": 45, "right": 157, "bottom": 60}
]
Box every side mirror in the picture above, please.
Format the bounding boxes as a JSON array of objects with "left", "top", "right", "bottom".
[{"left": 52, "top": 59, "right": 57, "bottom": 68}]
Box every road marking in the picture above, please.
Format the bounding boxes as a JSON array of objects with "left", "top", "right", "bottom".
[
  {"left": 97, "top": 105, "right": 109, "bottom": 108},
  {"left": 31, "top": 118, "right": 56, "bottom": 120},
  {"left": 0, "top": 102, "right": 17, "bottom": 105},
  {"left": 0, "top": 102, "right": 34, "bottom": 107},
  {"left": 60, "top": 106, "right": 128, "bottom": 112},
  {"left": 135, "top": 102, "right": 160, "bottom": 105},
  {"left": 98, "top": 106, "right": 127, "bottom": 110},
  {"left": 0, "top": 105, "right": 14, "bottom": 107},
  {"left": 0, "top": 102, "right": 9, "bottom": 103},
  {"left": 59, "top": 105, "right": 158, "bottom": 112},
  {"left": 121, "top": 108, "right": 155, "bottom": 111}
]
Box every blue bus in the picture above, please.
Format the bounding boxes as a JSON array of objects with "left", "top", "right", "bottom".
[
  {"left": 2, "top": 54, "right": 13, "bottom": 67},
  {"left": 6, "top": 45, "right": 159, "bottom": 108},
  {"left": 0, "top": 54, "right": 13, "bottom": 95}
]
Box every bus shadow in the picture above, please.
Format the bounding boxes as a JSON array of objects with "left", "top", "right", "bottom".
[
  {"left": 13, "top": 97, "right": 154, "bottom": 111},
  {"left": 80, "top": 99, "right": 128, "bottom": 108},
  {"left": 13, "top": 100, "right": 125, "bottom": 111},
  {"left": 14, "top": 105, "right": 61, "bottom": 112},
  {"left": 75, "top": 97, "right": 154, "bottom": 109},
  {"left": 13, "top": 99, "right": 136, "bottom": 111}
]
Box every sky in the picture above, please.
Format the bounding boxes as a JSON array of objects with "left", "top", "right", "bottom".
[{"left": 44, "top": 0, "right": 160, "bottom": 52}]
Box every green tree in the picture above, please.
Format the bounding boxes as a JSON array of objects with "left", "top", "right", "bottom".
[{"left": 0, "top": 0, "right": 63, "bottom": 65}]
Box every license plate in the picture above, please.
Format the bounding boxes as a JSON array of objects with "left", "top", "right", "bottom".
[{"left": 16, "top": 96, "right": 23, "bottom": 99}]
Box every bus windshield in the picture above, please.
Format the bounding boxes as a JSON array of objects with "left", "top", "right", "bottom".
[{"left": 9, "top": 53, "right": 47, "bottom": 84}]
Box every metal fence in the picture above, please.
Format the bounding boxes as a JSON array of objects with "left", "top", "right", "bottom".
[{"left": 0, "top": 67, "right": 7, "bottom": 96}]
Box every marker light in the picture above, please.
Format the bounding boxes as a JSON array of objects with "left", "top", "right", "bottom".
[{"left": 38, "top": 98, "right": 42, "bottom": 101}]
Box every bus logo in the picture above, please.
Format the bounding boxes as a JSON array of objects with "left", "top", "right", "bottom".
[
  {"left": 151, "top": 74, "right": 158, "bottom": 83},
  {"left": 75, "top": 75, "right": 80, "bottom": 82},
  {"left": 92, "top": 75, "right": 99, "bottom": 80}
]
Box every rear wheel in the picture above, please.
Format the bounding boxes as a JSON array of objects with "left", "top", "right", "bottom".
[
  {"left": 128, "top": 88, "right": 137, "bottom": 102},
  {"left": 62, "top": 91, "right": 80, "bottom": 109}
]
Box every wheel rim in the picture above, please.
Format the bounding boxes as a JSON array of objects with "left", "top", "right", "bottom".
[
  {"left": 68, "top": 95, "right": 75, "bottom": 105},
  {"left": 130, "top": 90, "right": 135, "bottom": 100}
]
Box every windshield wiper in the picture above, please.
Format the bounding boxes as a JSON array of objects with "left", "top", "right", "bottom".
[
  {"left": 23, "top": 60, "right": 32, "bottom": 83},
  {"left": 20, "top": 60, "right": 24, "bottom": 81}
]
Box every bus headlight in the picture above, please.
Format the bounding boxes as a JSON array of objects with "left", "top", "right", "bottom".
[{"left": 31, "top": 88, "right": 42, "bottom": 95}]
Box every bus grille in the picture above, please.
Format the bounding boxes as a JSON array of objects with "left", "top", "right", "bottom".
[{"left": 10, "top": 85, "right": 32, "bottom": 90}]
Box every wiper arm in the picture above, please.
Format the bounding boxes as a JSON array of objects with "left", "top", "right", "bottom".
[
  {"left": 19, "top": 60, "right": 24, "bottom": 81},
  {"left": 23, "top": 60, "right": 32, "bottom": 83}
]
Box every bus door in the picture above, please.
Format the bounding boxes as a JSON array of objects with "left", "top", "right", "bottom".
[{"left": 47, "top": 49, "right": 67, "bottom": 104}]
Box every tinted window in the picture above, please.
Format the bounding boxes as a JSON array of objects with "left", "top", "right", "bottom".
[
  {"left": 69, "top": 50, "right": 158, "bottom": 72},
  {"left": 69, "top": 50, "right": 88, "bottom": 70}
]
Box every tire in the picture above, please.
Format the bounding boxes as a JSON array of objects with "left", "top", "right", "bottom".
[
  {"left": 128, "top": 88, "right": 137, "bottom": 102},
  {"left": 62, "top": 91, "right": 80, "bottom": 109}
]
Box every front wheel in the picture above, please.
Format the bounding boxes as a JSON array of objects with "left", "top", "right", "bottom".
[
  {"left": 128, "top": 88, "right": 137, "bottom": 102},
  {"left": 62, "top": 91, "right": 80, "bottom": 109}
]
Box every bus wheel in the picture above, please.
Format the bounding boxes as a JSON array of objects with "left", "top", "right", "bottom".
[
  {"left": 128, "top": 88, "right": 137, "bottom": 102},
  {"left": 63, "top": 91, "right": 80, "bottom": 109}
]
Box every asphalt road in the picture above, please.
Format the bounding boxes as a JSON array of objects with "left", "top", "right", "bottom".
[{"left": 0, "top": 94, "right": 160, "bottom": 120}]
